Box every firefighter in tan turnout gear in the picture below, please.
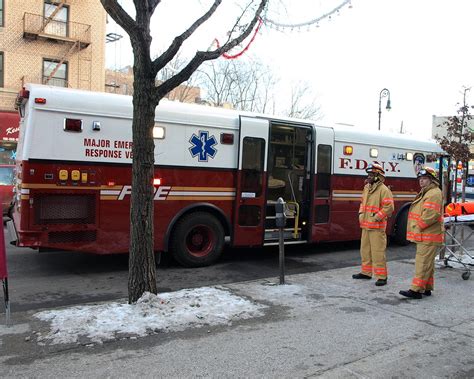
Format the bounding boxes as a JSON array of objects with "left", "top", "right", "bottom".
[
  {"left": 400, "top": 167, "right": 444, "bottom": 299},
  {"left": 353, "top": 164, "right": 394, "bottom": 286}
]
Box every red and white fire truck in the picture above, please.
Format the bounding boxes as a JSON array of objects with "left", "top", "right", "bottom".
[{"left": 10, "top": 84, "right": 443, "bottom": 267}]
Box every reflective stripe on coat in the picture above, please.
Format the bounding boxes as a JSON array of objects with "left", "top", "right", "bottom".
[
  {"left": 359, "top": 181, "right": 394, "bottom": 230},
  {"left": 406, "top": 183, "right": 444, "bottom": 246}
]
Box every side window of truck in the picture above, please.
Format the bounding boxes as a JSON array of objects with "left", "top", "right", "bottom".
[
  {"left": 241, "top": 137, "right": 265, "bottom": 197},
  {"left": 315, "top": 144, "right": 332, "bottom": 197}
]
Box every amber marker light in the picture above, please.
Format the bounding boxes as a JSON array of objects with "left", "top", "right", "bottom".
[
  {"left": 343, "top": 145, "right": 353, "bottom": 155},
  {"left": 71, "top": 170, "right": 80, "bottom": 181},
  {"left": 59, "top": 169, "right": 68, "bottom": 181}
]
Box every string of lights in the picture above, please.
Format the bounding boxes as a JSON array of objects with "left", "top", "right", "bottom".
[
  {"left": 210, "top": 0, "right": 353, "bottom": 60},
  {"left": 262, "top": 0, "right": 352, "bottom": 31}
]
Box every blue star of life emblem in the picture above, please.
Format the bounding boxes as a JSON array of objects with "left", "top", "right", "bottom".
[{"left": 189, "top": 131, "right": 218, "bottom": 162}]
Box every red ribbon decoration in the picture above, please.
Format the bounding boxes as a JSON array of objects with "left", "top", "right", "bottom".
[{"left": 214, "top": 17, "right": 263, "bottom": 60}]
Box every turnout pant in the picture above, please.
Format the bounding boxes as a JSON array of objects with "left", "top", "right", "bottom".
[
  {"left": 411, "top": 243, "right": 438, "bottom": 292},
  {"left": 360, "top": 229, "right": 388, "bottom": 279}
]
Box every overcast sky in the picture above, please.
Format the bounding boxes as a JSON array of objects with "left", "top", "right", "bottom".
[{"left": 105, "top": 0, "right": 474, "bottom": 138}]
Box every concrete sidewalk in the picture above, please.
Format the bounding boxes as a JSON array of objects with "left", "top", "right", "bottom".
[{"left": 1, "top": 259, "right": 473, "bottom": 378}]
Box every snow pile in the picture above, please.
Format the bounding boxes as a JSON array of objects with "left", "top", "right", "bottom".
[{"left": 34, "top": 286, "right": 266, "bottom": 345}]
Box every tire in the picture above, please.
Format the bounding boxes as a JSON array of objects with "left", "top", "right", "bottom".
[
  {"left": 170, "top": 212, "right": 224, "bottom": 268},
  {"left": 392, "top": 207, "right": 410, "bottom": 246}
]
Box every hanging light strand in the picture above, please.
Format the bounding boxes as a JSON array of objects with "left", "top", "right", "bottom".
[
  {"left": 262, "top": 0, "right": 351, "bottom": 32},
  {"left": 209, "top": 0, "right": 352, "bottom": 60}
]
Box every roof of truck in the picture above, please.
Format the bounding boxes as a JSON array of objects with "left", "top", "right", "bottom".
[{"left": 24, "top": 84, "right": 441, "bottom": 152}]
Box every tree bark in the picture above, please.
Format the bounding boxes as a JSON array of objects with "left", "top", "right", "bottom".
[
  {"left": 128, "top": 63, "right": 158, "bottom": 304},
  {"left": 100, "top": 0, "right": 269, "bottom": 304}
]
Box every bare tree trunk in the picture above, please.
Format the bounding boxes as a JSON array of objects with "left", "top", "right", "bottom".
[
  {"left": 101, "top": 0, "right": 269, "bottom": 303},
  {"left": 128, "top": 66, "right": 157, "bottom": 304}
]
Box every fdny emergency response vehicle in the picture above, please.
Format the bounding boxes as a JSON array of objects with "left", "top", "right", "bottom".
[{"left": 10, "top": 84, "right": 443, "bottom": 267}]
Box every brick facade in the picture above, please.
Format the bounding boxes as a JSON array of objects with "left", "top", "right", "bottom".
[{"left": 0, "top": 0, "right": 106, "bottom": 111}]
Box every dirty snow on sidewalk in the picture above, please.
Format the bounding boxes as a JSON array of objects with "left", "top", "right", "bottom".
[{"left": 34, "top": 286, "right": 267, "bottom": 345}]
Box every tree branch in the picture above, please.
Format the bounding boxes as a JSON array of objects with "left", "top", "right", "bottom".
[
  {"left": 100, "top": 0, "right": 138, "bottom": 38},
  {"left": 148, "top": 0, "right": 161, "bottom": 14},
  {"left": 152, "top": 0, "right": 223, "bottom": 76},
  {"left": 204, "top": 0, "right": 267, "bottom": 60},
  {"left": 154, "top": 0, "right": 268, "bottom": 101},
  {"left": 133, "top": 0, "right": 156, "bottom": 29}
]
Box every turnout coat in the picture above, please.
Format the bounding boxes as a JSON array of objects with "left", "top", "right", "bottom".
[
  {"left": 359, "top": 181, "right": 394, "bottom": 230},
  {"left": 406, "top": 183, "right": 444, "bottom": 245}
]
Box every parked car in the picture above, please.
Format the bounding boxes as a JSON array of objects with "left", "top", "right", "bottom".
[{"left": 0, "top": 164, "right": 14, "bottom": 216}]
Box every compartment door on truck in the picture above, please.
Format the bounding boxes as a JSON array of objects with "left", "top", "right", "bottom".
[{"left": 232, "top": 116, "right": 269, "bottom": 247}]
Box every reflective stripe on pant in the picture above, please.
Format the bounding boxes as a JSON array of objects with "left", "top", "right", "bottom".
[
  {"left": 411, "top": 243, "right": 437, "bottom": 292},
  {"left": 360, "top": 229, "right": 388, "bottom": 279}
]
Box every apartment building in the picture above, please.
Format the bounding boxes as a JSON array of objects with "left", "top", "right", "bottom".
[
  {"left": 0, "top": 0, "right": 106, "bottom": 143},
  {"left": 0, "top": 0, "right": 106, "bottom": 202}
]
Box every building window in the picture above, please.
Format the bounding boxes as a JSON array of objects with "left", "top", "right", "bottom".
[
  {"left": 44, "top": 1, "right": 69, "bottom": 37},
  {"left": 0, "top": 0, "right": 3, "bottom": 27},
  {"left": 43, "top": 59, "right": 68, "bottom": 87},
  {"left": 0, "top": 52, "right": 4, "bottom": 87}
]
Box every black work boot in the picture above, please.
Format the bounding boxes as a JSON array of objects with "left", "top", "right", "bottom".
[
  {"left": 375, "top": 278, "right": 387, "bottom": 286},
  {"left": 399, "top": 289, "right": 422, "bottom": 299},
  {"left": 423, "top": 290, "right": 432, "bottom": 296},
  {"left": 352, "top": 273, "right": 372, "bottom": 280}
]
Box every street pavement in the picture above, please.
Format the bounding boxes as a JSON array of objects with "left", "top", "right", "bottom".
[{"left": 0, "top": 258, "right": 473, "bottom": 378}]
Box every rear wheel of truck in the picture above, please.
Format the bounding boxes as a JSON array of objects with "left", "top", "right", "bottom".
[
  {"left": 392, "top": 207, "right": 410, "bottom": 246},
  {"left": 170, "top": 212, "right": 224, "bottom": 268}
]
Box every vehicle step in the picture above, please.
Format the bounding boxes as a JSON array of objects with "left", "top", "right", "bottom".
[
  {"left": 265, "top": 215, "right": 296, "bottom": 220},
  {"left": 265, "top": 228, "right": 301, "bottom": 232},
  {"left": 264, "top": 240, "right": 308, "bottom": 246},
  {"left": 264, "top": 230, "right": 301, "bottom": 240}
]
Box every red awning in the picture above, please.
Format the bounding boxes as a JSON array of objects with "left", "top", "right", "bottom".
[{"left": 0, "top": 112, "right": 20, "bottom": 142}]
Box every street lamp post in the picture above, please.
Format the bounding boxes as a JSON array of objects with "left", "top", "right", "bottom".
[{"left": 378, "top": 88, "right": 391, "bottom": 131}]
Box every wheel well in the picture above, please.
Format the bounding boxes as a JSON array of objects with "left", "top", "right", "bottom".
[
  {"left": 391, "top": 203, "right": 410, "bottom": 234},
  {"left": 163, "top": 204, "right": 230, "bottom": 252}
]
